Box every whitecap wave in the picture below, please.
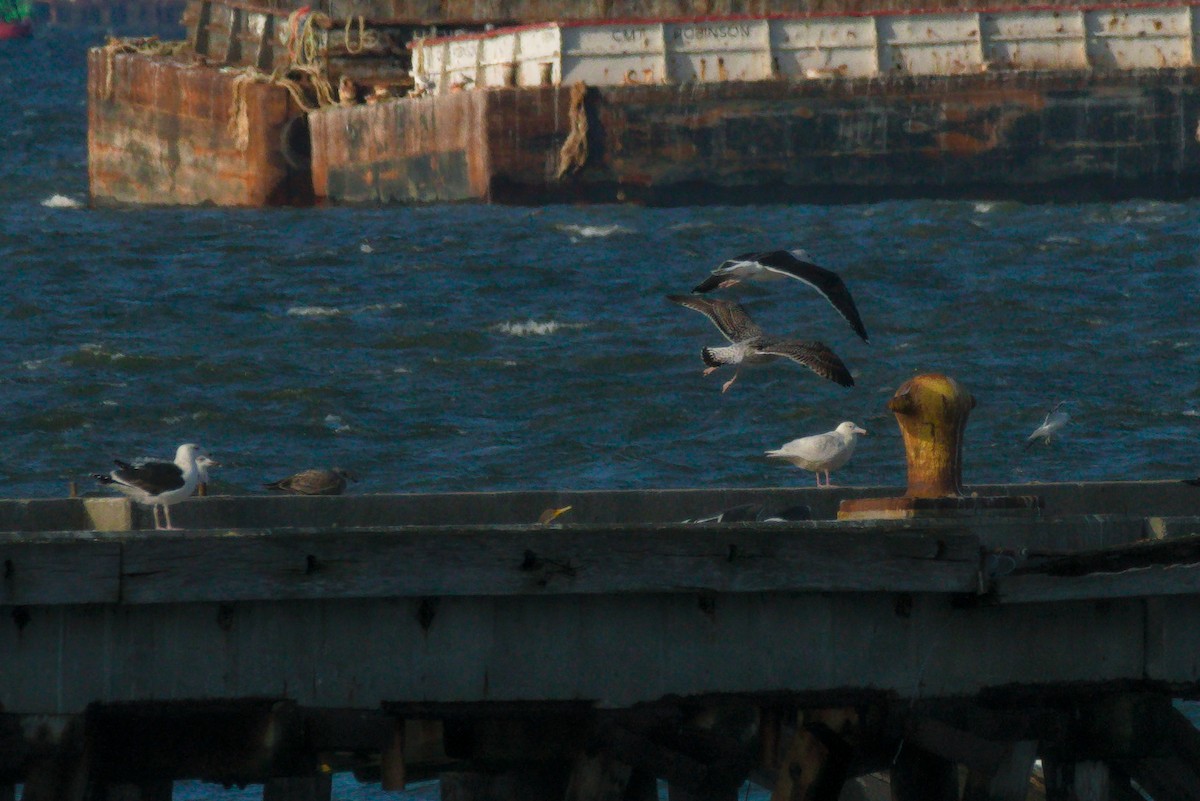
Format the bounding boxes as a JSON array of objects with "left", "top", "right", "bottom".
[
  {"left": 325, "top": 414, "right": 352, "bottom": 433},
  {"left": 1184, "top": 409, "right": 1199, "bottom": 418},
  {"left": 495, "top": 319, "right": 586, "bottom": 337},
  {"left": 41, "top": 194, "right": 82, "bottom": 209},
  {"left": 556, "top": 223, "right": 630, "bottom": 239},
  {"left": 287, "top": 306, "right": 343, "bottom": 317}
]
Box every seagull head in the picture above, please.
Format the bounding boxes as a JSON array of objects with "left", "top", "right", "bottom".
[{"left": 836, "top": 422, "right": 868, "bottom": 438}]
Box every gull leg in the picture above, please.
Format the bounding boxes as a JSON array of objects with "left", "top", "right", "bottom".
[
  {"left": 718, "top": 279, "right": 741, "bottom": 289},
  {"left": 814, "top": 472, "right": 823, "bottom": 488},
  {"left": 721, "top": 370, "right": 740, "bottom": 393},
  {"left": 152, "top": 505, "right": 162, "bottom": 530},
  {"left": 703, "top": 367, "right": 718, "bottom": 377},
  {"left": 163, "top": 505, "right": 174, "bottom": 531}
]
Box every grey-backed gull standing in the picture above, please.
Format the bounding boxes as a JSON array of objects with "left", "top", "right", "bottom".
[
  {"left": 264, "top": 467, "right": 357, "bottom": 496},
  {"left": 766, "top": 422, "right": 867, "bottom": 487},
  {"left": 93, "top": 443, "right": 213, "bottom": 529},
  {"left": 667, "top": 295, "right": 854, "bottom": 392},
  {"left": 1025, "top": 402, "right": 1070, "bottom": 449},
  {"left": 692, "top": 249, "right": 870, "bottom": 343}
]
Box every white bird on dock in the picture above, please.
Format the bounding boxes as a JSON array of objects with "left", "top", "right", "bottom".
[
  {"left": 1025, "top": 402, "right": 1070, "bottom": 449},
  {"left": 264, "top": 467, "right": 357, "bottom": 496},
  {"left": 668, "top": 295, "right": 854, "bottom": 392},
  {"left": 93, "top": 443, "right": 213, "bottom": 530},
  {"left": 691, "top": 249, "right": 870, "bottom": 343},
  {"left": 766, "top": 422, "right": 867, "bottom": 488}
]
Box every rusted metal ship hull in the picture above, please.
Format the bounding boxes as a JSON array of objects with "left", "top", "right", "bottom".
[
  {"left": 310, "top": 70, "right": 1200, "bottom": 205},
  {"left": 88, "top": 49, "right": 312, "bottom": 206}
]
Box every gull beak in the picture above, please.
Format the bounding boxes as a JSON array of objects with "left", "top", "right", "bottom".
[{"left": 855, "top": 427, "right": 868, "bottom": 436}]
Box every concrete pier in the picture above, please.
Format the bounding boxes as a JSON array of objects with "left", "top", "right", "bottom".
[{"left": 2, "top": 481, "right": 1200, "bottom": 799}]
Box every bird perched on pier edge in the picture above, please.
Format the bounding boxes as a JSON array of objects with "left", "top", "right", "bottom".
[
  {"left": 264, "top": 467, "right": 358, "bottom": 496},
  {"left": 1025, "top": 401, "right": 1070, "bottom": 449},
  {"left": 667, "top": 295, "right": 854, "bottom": 392},
  {"left": 93, "top": 443, "right": 213, "bottom": 530},
  {"left": 766, "top": 422, "right": 867, "bottom": 488},
  {"left": 691, "top": 249, "right": 871, "bottom": 344}
]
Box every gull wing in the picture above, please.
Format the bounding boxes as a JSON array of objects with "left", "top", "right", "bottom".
[
  {"left": 111, "top": 459, "right": 186, "bottom": 494},
  {"left": 667, "top": 295, "right": 764, "bottom": 343},
  {"left": 752, "top": 250, "right": 871, "bottom": 343},
  {"left": 754, "top": 338, "right": 854, "bottom": 387}
]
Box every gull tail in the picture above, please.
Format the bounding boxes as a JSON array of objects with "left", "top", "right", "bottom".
[
  {"left": 692, "top": 275, "right": 724, "bottom": 294},
  {"left": 701, "top": 347, "right": 724, "bottom": 368}
]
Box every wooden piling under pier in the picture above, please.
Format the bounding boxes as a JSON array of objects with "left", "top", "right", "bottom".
[{"left": 3, "top": 480, "right": 1200, "bottom": 798}]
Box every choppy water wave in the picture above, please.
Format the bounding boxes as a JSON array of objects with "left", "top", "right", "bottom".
[
  {"left": 41, "top": 193, "right": 83, "bottom": 208},
  {"left": 2, "top": 30, "right": 1199, "bottom": 503}
]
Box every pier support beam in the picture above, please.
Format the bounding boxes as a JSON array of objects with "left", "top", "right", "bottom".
[
  {"left": 961, "top": 740, "right": 1037, "bottom": 801},
  {"left": 889, "top": 744, "right": 958, "bottom": 801}
]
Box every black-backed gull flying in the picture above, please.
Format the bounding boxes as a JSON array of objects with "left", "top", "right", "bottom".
[{"left": 692, "top": 249, "right": 870, "bottom": 343}]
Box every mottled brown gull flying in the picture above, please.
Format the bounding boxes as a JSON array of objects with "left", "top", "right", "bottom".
[{"left": 667, "top": 295, "right": 854, "bottom": 392}]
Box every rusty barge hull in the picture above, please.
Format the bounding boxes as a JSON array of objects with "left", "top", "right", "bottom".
[
  {"left": 88, "top": 50, "right": 312, "bottom": 207},
  {"left": 310, "top": 69, "right": 1200, "bottom": 206}
]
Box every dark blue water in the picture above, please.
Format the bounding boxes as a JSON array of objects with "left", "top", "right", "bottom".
[{"left": 3, "top": 25, "right": 1200, "bottom": 800}]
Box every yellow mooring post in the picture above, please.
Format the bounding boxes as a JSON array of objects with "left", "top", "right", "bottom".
[
  {"left": 839, "top": 373, "right": 1041, "bottom": 520},
  {"left": 889, "top": 373, "right": 974, "bottom": 497}
]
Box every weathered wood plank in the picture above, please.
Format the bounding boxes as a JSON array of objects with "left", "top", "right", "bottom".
[
  {"left": 997, "top": 565, "right": 1200, "bottom": 603},
  {"left": 116, "top": 525, "right": 983, "bottom": 604},
  {"left": 0, "top": 539, "right": 121, "bottom": 604}
]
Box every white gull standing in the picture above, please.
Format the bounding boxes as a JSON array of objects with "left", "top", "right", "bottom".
[
  {"left": 93, "top": 443, "right": 212, "bottom": 529},
  {"left": 766, "top": 422, "right": 868, "bottom": 487},
  {"left": 692, "top": 249, "right": 871, "bottom": 343},
  {"left": 1025, "top": 402, "right": 1070, "bottom": 449},
  {"left": 668, "top": 295, "right": 854, "bottom": 392}
]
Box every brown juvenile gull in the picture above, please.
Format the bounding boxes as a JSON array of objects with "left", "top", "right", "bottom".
[
  {"left": 264, "top": 468, "right": 357, "bottom": 496},
  {"left": 692, "top": 249, "right": 870, "bottom": 343},
  {"left": 766, "top": 422, "right": 867, "bottom": 488},
  {"left": 93, "top": 443, "right": 214, "bottom": 529},
  {"left": 667, "top": 295, "right": 854, "bottom": 392}
]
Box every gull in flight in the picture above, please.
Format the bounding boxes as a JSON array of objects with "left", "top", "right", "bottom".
[
  {"left": 1025, "top": 402, "right": 1070, "bottom": 449},
  {"left": 668, "top": 295, "right": 854, "bottom": 392},
  {"left": 692, "top": 249, "right": 870, "bottom": 343},
  {"left": 766, "top": 422, "right": 867, "bottom": 487},
  {"left": 93, "top": 443, "right": 214, "bottom": 529}
]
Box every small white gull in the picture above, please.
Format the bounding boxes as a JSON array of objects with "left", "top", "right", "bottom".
[
  {"left": 668, "top": 295, "right": 854, "bottom": 392},
  {"left": 692, "top": 249, "right": 870, "bottom": 343},
  {"left": 766, "top": 422, "right": 867, "bottom": 488},
  {"left": 264, "top": 467, "right": 357, "bottom": 496},
  {"left": 1025, "top": 402, "right": 1070, "bottom": 449},
  {"left": 93, "top": 443, "right": 213, "bottom": 529}
]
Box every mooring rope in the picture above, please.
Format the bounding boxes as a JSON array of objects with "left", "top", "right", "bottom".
[
  {"left": 555, "top": 81, "right": 590, "bottom": 180},
  {"left": 99, "top": 36, "right": 188, "bottom": 101},
  {"left": 343, "top": 14, "right": 365, "bottom": 55}
]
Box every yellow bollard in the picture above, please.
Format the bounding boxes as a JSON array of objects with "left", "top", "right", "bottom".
[
  {"left": 887, "top": 373, "right": 974, "bottom": 498},
  {"left": 839, "top": 373, "right": 1040, "bottom": 520}
]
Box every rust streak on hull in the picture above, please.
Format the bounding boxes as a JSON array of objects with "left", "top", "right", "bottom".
[
  {"left": 310, "top": 71, "right": 1200, "bottom": 206},
  {"left": 88, "top": 50, "right": 314, "bottom": 207}
]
